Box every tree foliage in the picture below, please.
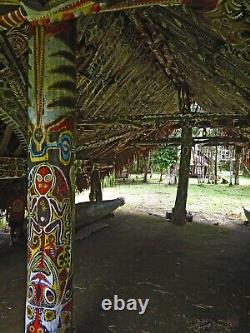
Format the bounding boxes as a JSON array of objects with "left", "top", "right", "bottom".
[{"left": 151, "top": 146, "right": 178, "bottom": 173}]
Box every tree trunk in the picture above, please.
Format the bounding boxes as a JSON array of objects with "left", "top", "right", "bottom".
[
  {"left": 26, "top": 22, "right": 76, "bottom": 333},
  {"left": 171, "top": 125, "right": 192, "bottom": 225},
  {"left": 234, "top": 145, "right": 242, "bottom": 185},
  {"left": 159, "top": 170, "right": 163, "bottom": 182}
]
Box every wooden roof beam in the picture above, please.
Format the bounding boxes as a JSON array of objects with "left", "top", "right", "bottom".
[
  {"left": 136, "top": 136, "right": 249, "bottom": 146},
  {"left": 78, "top": 113, "right": 250, "bottom": 128}
]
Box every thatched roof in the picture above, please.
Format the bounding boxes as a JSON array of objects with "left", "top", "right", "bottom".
[{"left": 0, "top": 1, "right": 249, "bottom": 165}]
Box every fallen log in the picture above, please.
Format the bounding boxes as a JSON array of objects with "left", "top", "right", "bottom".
[
  {"left": 243, "top": 207, "right": 250, "bottom": 224},
  {"left": 76, "top": 222, "right": 110, "bottom": 240},
  {"left": 75, "top": 197, "right": 125, "bottom": 231}
]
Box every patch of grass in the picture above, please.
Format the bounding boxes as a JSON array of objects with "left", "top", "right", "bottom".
[
  {"left": 104, "top": 178, "right": 250, "bottom": 226},
  {"left": 187, "top": 183, "right": 250, "bottom": 215},
  {"left": 177, "top": 222, "right": 231, "bottom": 238}
]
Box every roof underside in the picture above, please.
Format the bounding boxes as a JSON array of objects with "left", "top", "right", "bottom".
[{"left": 0, "top": 2, "right": 249, "bottom": 162}]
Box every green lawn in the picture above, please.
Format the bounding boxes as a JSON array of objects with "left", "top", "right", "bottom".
[{"left": 104, "top": 174, "right": 250, "bottom": 223}]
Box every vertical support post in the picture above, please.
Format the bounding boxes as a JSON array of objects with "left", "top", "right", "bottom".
[
  {"left": 89, "top": 170, "right": 103, "bottom": 202},
  {"left": 234, "top": 145, "right": 242, "bottom": 185},
  {"left": 214, "top": 145, "right": 218, "bottom": 184},
  {"left": 136, "top": 151, "right": 140, "bottom": 174},
  {"left": 143, "top": 155, "right": 148, "bottom": 183},
  {"left": 229, "top": 146, "right": 234, "bottom": 186},
  {"left": 26, "top": 21, "right": 76, "bottom": 333},
  {"left": 171, "top": 124, "right": 192, "bottom": 225},
  {"left": 89, "top": 175, "right": 96, "bottom": 202}
]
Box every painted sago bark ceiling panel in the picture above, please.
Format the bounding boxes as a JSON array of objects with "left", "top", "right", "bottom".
[{"left": 0, "top": 0, "right": 248, "bottom": 161}]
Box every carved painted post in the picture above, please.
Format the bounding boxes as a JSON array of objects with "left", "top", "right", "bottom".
[{"left": 26, "top": 21, "right": 76, "bottom": 333}]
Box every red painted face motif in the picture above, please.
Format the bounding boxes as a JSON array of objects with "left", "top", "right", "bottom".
[{"left": 35, "top": 166, "right": 53, "bottom": 195}]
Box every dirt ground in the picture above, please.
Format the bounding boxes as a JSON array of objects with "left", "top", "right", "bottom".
[{"left": 0, "top": 183, "right": 250, "bottom": 333}]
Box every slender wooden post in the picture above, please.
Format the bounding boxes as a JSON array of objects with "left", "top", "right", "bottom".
[
  {"left": 26, "top": 21, "right": 76, "bottom": 333},
  {"left": 136, "top": 152, "right": 140, "bottom": 174},
  {"left": 143, "top": 156, "right": 148, "bottom": 183},
  {"left": 229, "top": 146, "right": 234, "bottom": 186},
  {"left": 171, "top": 124, "right": 192, "bottom": 225},
  {"left": 89, "top": 175, "right": 96, "bottom": 202},
  {"left": 89, "top": 170, "right": 103, "bottom": 201},
  {"left": 234, "top": 145, "right": 242, "bottom": 185},
  {"left": 214, "top": 145, "right": 218, "bottom": 184}
]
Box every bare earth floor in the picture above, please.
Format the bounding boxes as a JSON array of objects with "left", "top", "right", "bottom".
[{"left": 0, "top": 183, "right": 250, "bottom": 333}]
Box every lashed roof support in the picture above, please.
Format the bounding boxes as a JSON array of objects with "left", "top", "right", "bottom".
[{"left": 25, "top": 21, "right": 76, "bottom": 333}]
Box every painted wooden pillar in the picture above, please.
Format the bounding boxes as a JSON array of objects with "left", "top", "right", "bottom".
[
  {"left": 171, "top": 125, "right": 192, "bottom": 225},
  {"left": 26, "top": 21, "right": 76, "bottom": 333},
  {"left": 234, "top": 145, "right": 242, "bottom": 185}
]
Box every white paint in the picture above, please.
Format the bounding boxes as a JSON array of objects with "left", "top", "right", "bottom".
[
  {"left": 101, "top": 298, "right": 112, "bottom": 310},
  {"left": 101, "top": 295, "right": 150, "bottom": 315},
  {"left": 138, "top": 298, "right": 150, "bottom": 315}
]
